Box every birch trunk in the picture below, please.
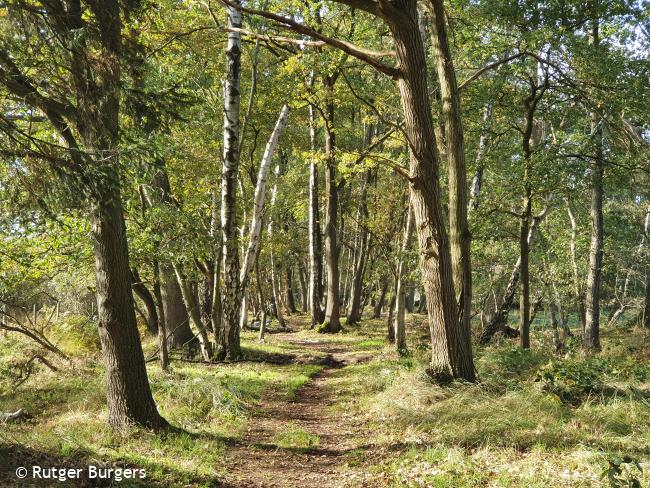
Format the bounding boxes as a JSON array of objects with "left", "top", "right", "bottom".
[
  {"left": 219, "top": 0, "right": 243, "bottom": 360},
  {"left": 238, "top": 105, "right": 290, "bottom": 326}
]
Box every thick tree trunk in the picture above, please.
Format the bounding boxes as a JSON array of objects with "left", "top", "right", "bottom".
[
  {"left": 308, "top": 102, "right": 325, "bottom": 327},
  {"left": 130, "top": 269, "right": 159, "bottom": 335},
  {"left": 219, "top": 0, "right": 244, "bottom": 360},
  {"left": 320, "top": 80, "right": 342, "bottom": 333},
  {"left": 91, "top": 193, "right": 167, "bottom": 428},
  {"left": 75, "top": 1, "right": 166, "bottom": 429},
  {"left": 386, "top": 2, "right": 474, "bottom": 381},
  {"left": 584, "top": 18, "right": 603, "bottom": 352},
  {"left": 428, "top": 0, "right": 472, "bottom": 350},
  {"left": 160, "top": 264, "right": 194, "bottom": 348},
  {"left": 395, "top": 206, "right": 414, "bottom": 353}
]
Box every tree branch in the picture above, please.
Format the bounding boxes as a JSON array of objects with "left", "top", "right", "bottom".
[{"left": 217, "top": 0, "right": 399, "bottom": 78}]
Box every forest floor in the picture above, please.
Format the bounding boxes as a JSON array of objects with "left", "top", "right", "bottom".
[{"left": 1, "top": 312, "right": 650, "bottom": 487}]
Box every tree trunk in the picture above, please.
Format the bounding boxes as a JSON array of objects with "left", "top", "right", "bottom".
[
  {"left": 584, "top": 17, "right": 603, "bottom": 352},
  {"left": 320, "top": 79, "right": 342, "bottom": 333},
  {"left": 268, "top": 165, "right": 286, "bottom": 328},
  {"left": 386, "top": 292, "right": 396, "bottom": 343},
  {"left": 428, "top": 0, "right": 472, "bottom": 352},
  {"left": 373, "top": 279, "right": 388, "bottom": 319},
  {"left": 239, "top": 105, "right": 290, "bottom": 301},
  {"left": 77, "top": 1, "right": 166, "bottom": 429},
  {"left": 152, "top": 265, "right": 169, "bottom": 371},
  {"left": 478, "top": 207, "right": 548, "bottom": 344},
  {"left": 347, "top": 169, "right": 371, "bottom": 325},
  {"left": 160, "top": 264, "right": 194, "bottom": 348},
  {"left": 566, "top": 201, "right": 587, "bottom": 330},
  {"left": 130, "top": 269, "right": 159, "bottom": 335},
  {"left": 519, "top": 195, "right": 532, "bottom": 349},
  {"left": 395, "top": 206, "right": 414, "bottom": 353},
  {"left": 285, "top": 269, "right": 297, "bottom": 314},
  {"left": 386, "top": 2, "right": 474, "bottom": 381},
  {"left": 219, "top": 0, "right": 244, "bottom": 360},
  {"left": 91, "top": 181, "right": 167, "bottom": 428},
  {"left": 173, "top": 266, "right": 213, "bottom": 361},
  {"left": 469, "top": 103, "right": 492, "bottom": 212},
  {"left": 298, "top": 265, "right": 309, "bottom": 313},
  {"left": 308, "top": 101, "right": 325, "bottom": 327}
]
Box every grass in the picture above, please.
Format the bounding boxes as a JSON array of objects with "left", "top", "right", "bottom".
[
  {"left": 1, "top": 312, "right": 649, "bottom": 486},
  {"left": 272, "top": 424, "right": 320, "bottom": 451},
  {"left": 0, "top": 323, "right": 324, "bottom": 487},
  {"left": 324, "top": 317, "right": 650, "bottom": 487}
]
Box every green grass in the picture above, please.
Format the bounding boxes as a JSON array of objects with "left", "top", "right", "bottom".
[
  {"left": 2, "top": 312, "right": 649, "bottom": 487},
  {"left": 272, "top": 424, "right": 320, "bottom": 451},
  {"left": 0, "top": 327, "right": 324, "bottom": 487},
  {"left": 328, "top": 318, "right": 650, "bottom": 488}
]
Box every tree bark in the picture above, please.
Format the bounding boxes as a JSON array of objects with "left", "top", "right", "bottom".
[
  {"left": 173, "top": 266, "right": 213, "bottom": 361},
  {"left": 238, "top": 105, "right": 290, "bottom": 328},
  {"left": 320, "top": 78, "right": 342, "bottom": 333},
  {"left": 347, "top": 169, "right": 372, "bottom": 325},
  {"left": 130, "top": 269, "right": 159, "bottom": 335},
  {"left": 152, "top": 264, "right": 169, "bottom": 371},
  {"left": 308, "top": 101, "right": 325, "bottom": 327},
  {"left": 285, "top": 269, "right": 297, "bottom": 314},
  {"left": 428, "top": 0, "right": 473, "bottom": 352},
  {"left": 385, "top": 2, "right": 474, "bottom": 381},
  {"left": 373, "top": 278, "right": 389, "bottom": 319},
  {"left": 584, "top": 17, "right": 603, "bottom": 352},
  {"left": 469, "top": 103, "right": 492, "bottom": 212},
  {"left": 219, "top": 0, "right": 244, "bottom": 360},
  {"left": 395, "top": 206, "right": 414, "bottom": 353}
]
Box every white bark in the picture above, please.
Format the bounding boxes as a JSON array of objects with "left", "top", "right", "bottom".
[{"left": 239, "top": 104, "right": 290, "bottom": 319}]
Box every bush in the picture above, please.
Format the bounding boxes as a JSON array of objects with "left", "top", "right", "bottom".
[
  {"left": 536, "top": 360, "right": 603, "bottom": 404},
  {"left": 51, "top": 315, "right": 101, "bottom": 355}
]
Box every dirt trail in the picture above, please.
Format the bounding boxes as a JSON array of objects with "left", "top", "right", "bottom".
[{"left": 223, "top": 331, "right": 382, "bottom": 488}]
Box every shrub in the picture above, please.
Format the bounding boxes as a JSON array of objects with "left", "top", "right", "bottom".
[
  {"left": 51, "top": 315, "right": 101, "bottom": 355},
  {"left": 536, "top": 360, "right": 603, "bottom": 404}
]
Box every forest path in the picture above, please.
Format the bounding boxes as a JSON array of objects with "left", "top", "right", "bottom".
[{"left": 222, "top": 325, "right": 383, "bottom": 488}]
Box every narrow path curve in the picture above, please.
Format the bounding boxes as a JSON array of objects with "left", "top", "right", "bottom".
[{"left": 222, "top": 331, "right": 382, "bottom": 488}]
